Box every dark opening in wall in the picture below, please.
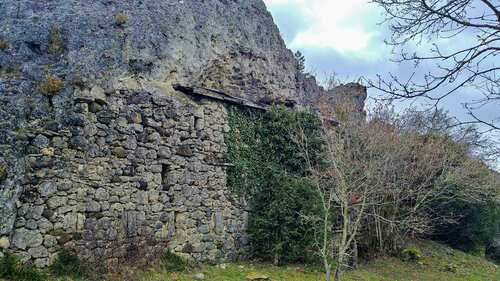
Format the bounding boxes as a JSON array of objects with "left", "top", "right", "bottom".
[
  {"left": 48, "top": 96, "right": 54, "bottom": 108},
  {"left": 194, "top": 116, "right": 203, "bottom": 137},
  {"left": 161, "top": 164, "right": 170, "bottom": 192}
]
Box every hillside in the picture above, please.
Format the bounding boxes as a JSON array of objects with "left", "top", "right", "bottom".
[
  {"left": 1, "top": 240, "right": 496, "bottom": 281},
  {"left": 136, "top": 241, "right": 499, "bottom": 281},
  {"left": 1, "top": 0, "right": 498, "bottom": 279}
]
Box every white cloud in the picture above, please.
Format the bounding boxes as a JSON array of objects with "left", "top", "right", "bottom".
[{"left": 264, "top": 0, "right": 378, "bottom": 55}]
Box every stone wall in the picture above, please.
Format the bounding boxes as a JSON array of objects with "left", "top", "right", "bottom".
[
  {"left": 0, "top": 83, "right": 248, "bottom": 268},
  {"left": 0, "top": 0, "right": 368, "bottom": 269}
]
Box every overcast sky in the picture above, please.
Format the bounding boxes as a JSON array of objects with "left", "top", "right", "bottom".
[
  {"left": 262, "top": 0, "right": 498, "bottom": 116},
  {"left": 263, "top": 0, "right": 499, "bottom": 169},
  {"left": 263, "top": 0, "right": 389, "bottom": 78}
]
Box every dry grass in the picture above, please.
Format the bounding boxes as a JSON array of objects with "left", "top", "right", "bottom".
[
  {"left": 40, "top": 76, "right": 64, "bottom": 95},
  {"left": 115, "top": 12, "right": 128, "bottom": 26},
  {"left": 0, "top": 40, "right": 8, "bottom": 51}
]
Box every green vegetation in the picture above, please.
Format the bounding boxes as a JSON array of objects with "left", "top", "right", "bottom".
[
  {"left": 432, "top": 165, "right": 500, "bottom": 254},
  {"left": 0, "top": 253, "right": 46, "bottom": 281},
  {"left": 160, "top": 251, "right": 190, "bottom": 272},
  {"left": 137, "top": 241, "right": 499, "bottom": 281},
  {"left": 401, "top": 246, "right": 424, "bottom": 263},
  {"left": 49, "top": 249, "right": 87, "bottom": 278},
  {"left": 227, "top": 106, "right": 323, "bottom": 264},
  {"left": 0, "top": 250, "right": 90, "bottom": 281},
  {"left": 294, "top": 51, "right": 306, "bottom": 74},
  {"left": 1, "top": 241, "right": 498, "bottom": 281},
  {"left": 227, "top": 104, "right": 500, "bottom": 277},
  {"left": 48, "top": 26, "right": 64, "bottom": 54}
]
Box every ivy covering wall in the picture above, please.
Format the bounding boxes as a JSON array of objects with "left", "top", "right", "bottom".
[{"left": 226, "top": 106, "right": 324, "bottom": 264}]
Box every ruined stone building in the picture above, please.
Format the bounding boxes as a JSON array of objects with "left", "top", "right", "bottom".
[{"left": 0, "top": 0, "right": 366, "bottom": 267}]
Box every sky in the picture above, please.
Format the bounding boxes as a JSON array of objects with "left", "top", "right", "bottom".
[
  {"left": 263, "top": 0, "right": 388, "bottom": 78},
  {"left": 263, "top": 0, "right": 499, "bottom": 169}
]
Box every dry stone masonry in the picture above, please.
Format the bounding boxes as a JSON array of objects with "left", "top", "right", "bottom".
[
  {"left": 4, "top": 83, "right": 248, "bottom": 268},
  {"left": 0, "top": 0, "right": 367, "bottom": 268}
]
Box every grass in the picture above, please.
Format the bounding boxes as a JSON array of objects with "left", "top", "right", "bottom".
[
  {"left": 159, "top": 252, "right": 191, "bottom": 272},
  {"left": 0, "top": 253, "right": 47, "bottom": 281},
  {"left": 49, "top": 249, "right": 88, "bottom": 278},
  {"left": 1, "top": 241, "right": 498, "bottom": 281},
  {"left": 138, "top": 241, "right": 499, "bottom": 281}
]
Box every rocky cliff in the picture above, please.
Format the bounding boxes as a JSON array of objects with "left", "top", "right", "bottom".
[{"left": 0, "top": 0, "right": 367, "bottom": 268}]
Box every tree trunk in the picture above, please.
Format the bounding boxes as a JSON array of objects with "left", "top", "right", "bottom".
[
  {"left": 325, "top": 266, "right": 331, "bottom": 281},
  {"left": 351, "top": 239, "right": 358, "bottom": 269},
  {"left": 334, "top": 253, "right": 344, "bottom": 281},
  {"left": 333, "top": 264, "right": 342, "bottom": 281}
]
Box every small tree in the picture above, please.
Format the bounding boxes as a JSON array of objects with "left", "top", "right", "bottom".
[
  {"left": 296, "top": 103, "right": 373, "bottom": 281},
  {"left": 294, "top": 51, "right": 306, "bottom": 74}
]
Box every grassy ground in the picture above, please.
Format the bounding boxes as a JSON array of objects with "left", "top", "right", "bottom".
[
  {"left": 138, "top": 241, "right": 499, "bottom": 281},
  {"left": 2, "top": 241, "right": 498, "bottom": 281}
]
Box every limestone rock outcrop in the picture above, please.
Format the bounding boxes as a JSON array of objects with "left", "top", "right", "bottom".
[{"left": 0, "top": 0, "right": 367, "bottom": 268}]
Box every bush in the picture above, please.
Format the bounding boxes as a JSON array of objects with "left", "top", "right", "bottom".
[
  {"left": 430, "top": 157, "right": 500, "bottom": 253},
  {"left": 227, "top": 106, "right": 324, "bottom": 264},
  {"left": 115, "top": 12, "right": 128, "bottom": 26},
  {"left": 0, "top": 253, "right": 46, "bottom": 281},
  {"left": 48, "top": 26, "right": 64, "bottom": 54},
  {"left": 0, "top": 40, "right": 8, "bottom": 51},
  {"left": 401, "top": 247, "right": 423, "bottom": 263},
  {"left": 351, "top": 108, "right": 500, "bottom": 259},
  {"left": 434, "top": 198, "right": 500, "bottom": 253},
  {"left": 248, "top": 176, "right": 322, "bottom": 264},
  {"left": 49, "top": 249, "right": 86, "bottom": 278},
  {"left": 160, "top": 251, "right": 189, "bottom": 272},
  {"left": 40, "top": 76, "right": 64, "bottom": 96}
]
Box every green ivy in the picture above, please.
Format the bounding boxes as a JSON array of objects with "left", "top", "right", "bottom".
[{"left": 226, "top": 105, "right": 324, "bottom": 264}]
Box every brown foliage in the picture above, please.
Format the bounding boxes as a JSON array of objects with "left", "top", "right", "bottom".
[
  {"left": 40, "top": 76, "right": 64, "bottom": 96},
  {"left": 297, "top": 102, "right": 498, "bottom": 281}
]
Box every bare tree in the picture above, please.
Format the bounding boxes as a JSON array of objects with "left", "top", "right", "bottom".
[
  {"left": 295, "top": 102, "right": 498, "bottom": 281},
  {"left": 296, "top": 120, "right": 370, "bottom": 281},
  {"left": 370, "top": 0, "right": 500, "bottom": 134}
]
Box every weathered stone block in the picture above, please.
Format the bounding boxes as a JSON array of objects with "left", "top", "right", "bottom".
[
  {"left": 28, "top": 246, "right": 49, "bottom": 258},
  {"left": 12, "top": 228, "right": 43, "bottom": 250},
  {"left": 0, "top": 237, "right": 10, "bottom": 249},
  {"left": 86, "top": 201, "right": 101, "bottom": 213},
  {"left": 113, "top": 147, "right": 127, "bottom": 158},
  {"left": 47, "top": 196, "right": 68, "bottom": 210},
  {"left": 95, "top": 188, "right": 110, "bottom": 201},
  {"left": 40, "top": 181, "right": 58, "bottom": 197},
  {"left": 176, "top": 145, "right": 193, "bottom": 157}
]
